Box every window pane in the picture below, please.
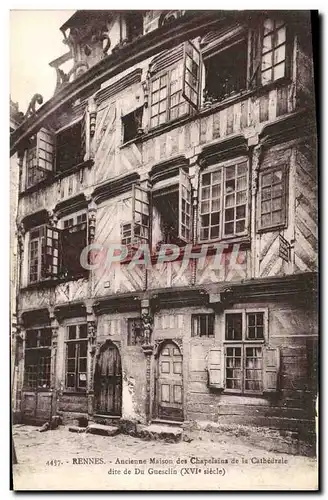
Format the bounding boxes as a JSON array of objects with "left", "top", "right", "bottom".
[
  {"left": 274, "top": 45, "right": 285, "bottom": 65},
  {"left": 79, "top": 324, "right": 88, "bottom": 338},
  {"left": 277, "top": 26, "right": 286, "bottom": 45},
  {"left": 244, "top": 346, "right": 262, "bottom": 391},
  {"left": 274, "top": 62, "right": 285, "bottom": 80},
  {"left": 225, "top": 313, "right": 242, "bottom": 340},
  {"left": 261, "top": 69, "right": 272, "bottom": 85},
  {"left": 68, "top": 325, "right": 76, "bottom": 340}
]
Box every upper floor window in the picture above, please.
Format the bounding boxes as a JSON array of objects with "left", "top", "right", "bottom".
[
  {"left": 60, "top": 211, "right": 88, "bottom": 279},
  {"left": 56, "top": 121, "right": 84, "bottom": 174},
  {"left": 204, "top": 38, "right": 248, "bottom": 103},
  {"left": 28, "top": 225, "right": 60, "bottom": 284},
  {"left": 149, "top": 42, "right": 201, "bottom": 130},
  {"left": 24, "top": 110, "right": 90, "bottom": 189},
  {"left": 249, "top": 17, "right": 289, "bottom": 89},
  {"left": 121, "top": 169, "right": 192, "bottom": 251},
  {"left": 258, "top": 165, "right": 287, "bottom": 231},
  {"left": 27, "top": 210, "right": 88, "bottom": 285},
  {"left": 199, "top": 160, "right": 249, "bottom": 242},
  {"left": 126, "top": 12, "right": 144, "bottom": 41},
  {"left": 261, "top": 19, "right": 287, "bottom": 85},
  {"left": 26, "top": 129, "right": 54, "bottom": 189}
]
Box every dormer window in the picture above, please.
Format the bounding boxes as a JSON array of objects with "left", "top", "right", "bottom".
[
  {"left": 126, "top": 12, "right": 144, "bottom": 41},
  {"left": 149, "top": 42, "right": 201, "bottom": 129}
]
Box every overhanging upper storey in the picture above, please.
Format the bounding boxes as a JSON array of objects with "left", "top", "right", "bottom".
[{"left": 10, "top": 10, "right": 313, "bottom": 156}]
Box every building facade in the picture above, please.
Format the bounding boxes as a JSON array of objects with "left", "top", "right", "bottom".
[{"left": 11, "top": 10, "right": 318, "bottom": 441}]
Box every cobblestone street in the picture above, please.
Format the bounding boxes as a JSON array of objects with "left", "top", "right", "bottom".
[{"left": 12, "top": 425, "right": 317, "bottom": 491}]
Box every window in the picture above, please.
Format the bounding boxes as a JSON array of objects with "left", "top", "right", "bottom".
[
  {"left": 121, "top": 185, "right": 150, "bottom": 247},
  {"left": 28, "top": 226, "right": 60, "bottom": 284},
  {"left": 26, "top": 129, "right": 54, "bottom": 189},
  {"left": 126, "top": 12, "right": 144, "bottom": 41},
  {"left": 127, "top": 318, "right": 142, "bottom": 346},
  {"left": 224, "top": 310, "right": 266, "bottom": 393},
  {"left": 204, "top": 39, "right": 248, "bottom": 103},
  {"left": 259, "top": 166, "right": 287, "bottom": 230},
  {"left": 149, "top": 42, "right": 200, "bottom": 129},
  {"left": 192, "top": 314, "right": 215, "bottom": 337},
  {"left": 152, "top": 169, "right": 192, "bottom": 248},
  {"left": 24, "top": 329, "right": 52, "bottom": 389},
  {"left": 261, "top": 18, "right": 287, "bottom": 85},
  {"left": 60, "top": 211, "right": 88, "bottom": 278},
  {"left": 122, "top": 107, "right": 143, "bottom": 143},
  {"left": 65, "top": 324, "right": 88, "bottom": 391},
  {"left": 56, "top": 121, "right": 84, "bottom": 173},
  {"left": 27, "top": 212, "right": 88, "bottom": 284},
  {"left": 199, "top": 161, "right": 249, "bottom": 241}
]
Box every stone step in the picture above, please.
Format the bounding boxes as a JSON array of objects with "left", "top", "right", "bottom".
[
  {"left": 136, "top": 423, "right": 183, "bottom": 443},
  {"left": 151, "top": 419, "right": 183, "bottom": 427},
  {"left": 86, "top": 423, "right": 119, "bottom": 437},
  {"left": 69, "top": 425, "right": 86, "bottom": 434}
]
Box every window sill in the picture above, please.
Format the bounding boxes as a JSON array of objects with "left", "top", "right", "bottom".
[
  {"left": 257, "top": 223, "right": 288, "bottom": 234},
  {"left": 20, "top": 159, "right": 94, "bottom": 197},
  {"left": 62, "top": 390, "right": 87, "bottom": 395},
  {"left": 21, "top": 274, "right": 89, "bottom": 291},
  {"left": 119, "top": 78, "right": 292, "bottom": 148}
]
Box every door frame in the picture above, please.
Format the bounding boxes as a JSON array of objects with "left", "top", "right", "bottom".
[
  {"left": 93, "top": 339, "right": 122, "bottom": 416},
  {"left": 153, "top": 339, "right": 184, "bottom": 422}
]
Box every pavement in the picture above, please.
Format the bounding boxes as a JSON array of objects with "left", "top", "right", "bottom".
[{"left": 12, "top": 424, "right": 318, "bottom": 491}]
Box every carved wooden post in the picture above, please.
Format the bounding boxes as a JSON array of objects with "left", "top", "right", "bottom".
[
  {"left": 49, "top": 308, "right": 59, "bottom": 419},
  {"left": 86, "top": 301, "right": 97, "bottom": 419},
  {"left": 249, "top": 138, "right": 263, "bottom": 279},
  {"left": 140, "top": 298, "right": 154, "bottom": 422},
  {"left": 188, "top": 154, "right": 201, "bottom": 285}
]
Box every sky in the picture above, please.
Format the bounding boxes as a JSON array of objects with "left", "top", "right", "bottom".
[{"left": 10, "top": 10, "right": 75, "bottom": 113}]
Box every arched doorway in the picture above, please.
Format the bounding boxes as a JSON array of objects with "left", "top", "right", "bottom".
[
  {"left": 94, "top": 341, "right": 122, "bottom": 416},
  {"left": 156, "top": 341, "right": 183, "bottom": 421}
]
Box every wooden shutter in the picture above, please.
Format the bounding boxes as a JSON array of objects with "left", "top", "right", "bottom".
[
  {"left": 81, "top": 106, "right": 90, "bottom": 161},
  {"left": 182, "top": 40, "right": 201, "bottom": 110},
  {"left": 179, "top": 169, "right": 192, "bottom": 242},
  {"left": 41, "top": 225, "right": 60, "bottom": 279},
  {"left": 263, "top": 347, "right": 280, "bottom": 392},
  {"left": 248, "top": 25, "right": 262, "bottom": 89},
  {"left": 208, "top": 348, "right": 224, "bottom": 389},
  {"left": 132, "top": 184, "right": 150, "bottom": 244},
  {"left": 36, "top": 128, "right": 54, "bottom": 175}
]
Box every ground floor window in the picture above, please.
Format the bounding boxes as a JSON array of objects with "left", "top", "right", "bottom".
[
  {"left": 225, "top": 345, "right": 263, "bottom": 393},
  {"left": 65, "top": 324, "right": 88, "bottom": 391},
  {"left": 24, "top": 329, "right": 52, "bottom": 389},
  {"left": 224, "top": 310, "right": 267, "bottom": 394}
]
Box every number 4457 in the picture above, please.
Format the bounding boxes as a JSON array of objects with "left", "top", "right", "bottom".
[{"left": 46, "top": 460, "right": 62, "bottom": 466}]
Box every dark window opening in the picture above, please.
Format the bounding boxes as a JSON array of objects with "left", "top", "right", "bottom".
[
  {"left": 122, "top": 107, "right": 143, "bottom": 143},
  {"left": 204, "top": 40, "right": 248, "bottom": 103},
  {"left": 61, "top": 213, "right": 88, "bottom": 279},
  {"left": 56, "top": 122, "right": 83, "bottom": 173},
  {"left": 126, "top": 12, "right": 144, "bottom": 41},
  {"left": 153, "top": 188, "right": 182, "bottom": 248},
  {"left": 192, "top": 314, "right": 215, "bottom": 337},
  {"left": 127, "top": 318, "right": 142, "bottom": 346}
]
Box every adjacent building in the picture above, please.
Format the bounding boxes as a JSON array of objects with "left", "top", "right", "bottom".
[{"left": 10, "top": 10, "right": 318, "bottom": 442}]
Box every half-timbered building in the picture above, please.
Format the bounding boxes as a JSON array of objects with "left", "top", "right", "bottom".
[{"left": 11, "top": 10, "right": 317, "bottom": 443}]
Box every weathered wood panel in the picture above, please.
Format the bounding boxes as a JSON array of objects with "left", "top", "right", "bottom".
[{"left": 294, "top": 144, "right": 318, "bottom": 273}]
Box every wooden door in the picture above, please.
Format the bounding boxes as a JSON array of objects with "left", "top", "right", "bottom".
[
  {"left": 94, "top": 343, "right": 122, "bottom": 416},
  {"left": 156, "top": 342, "right": 183, "bottom": 421}
]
